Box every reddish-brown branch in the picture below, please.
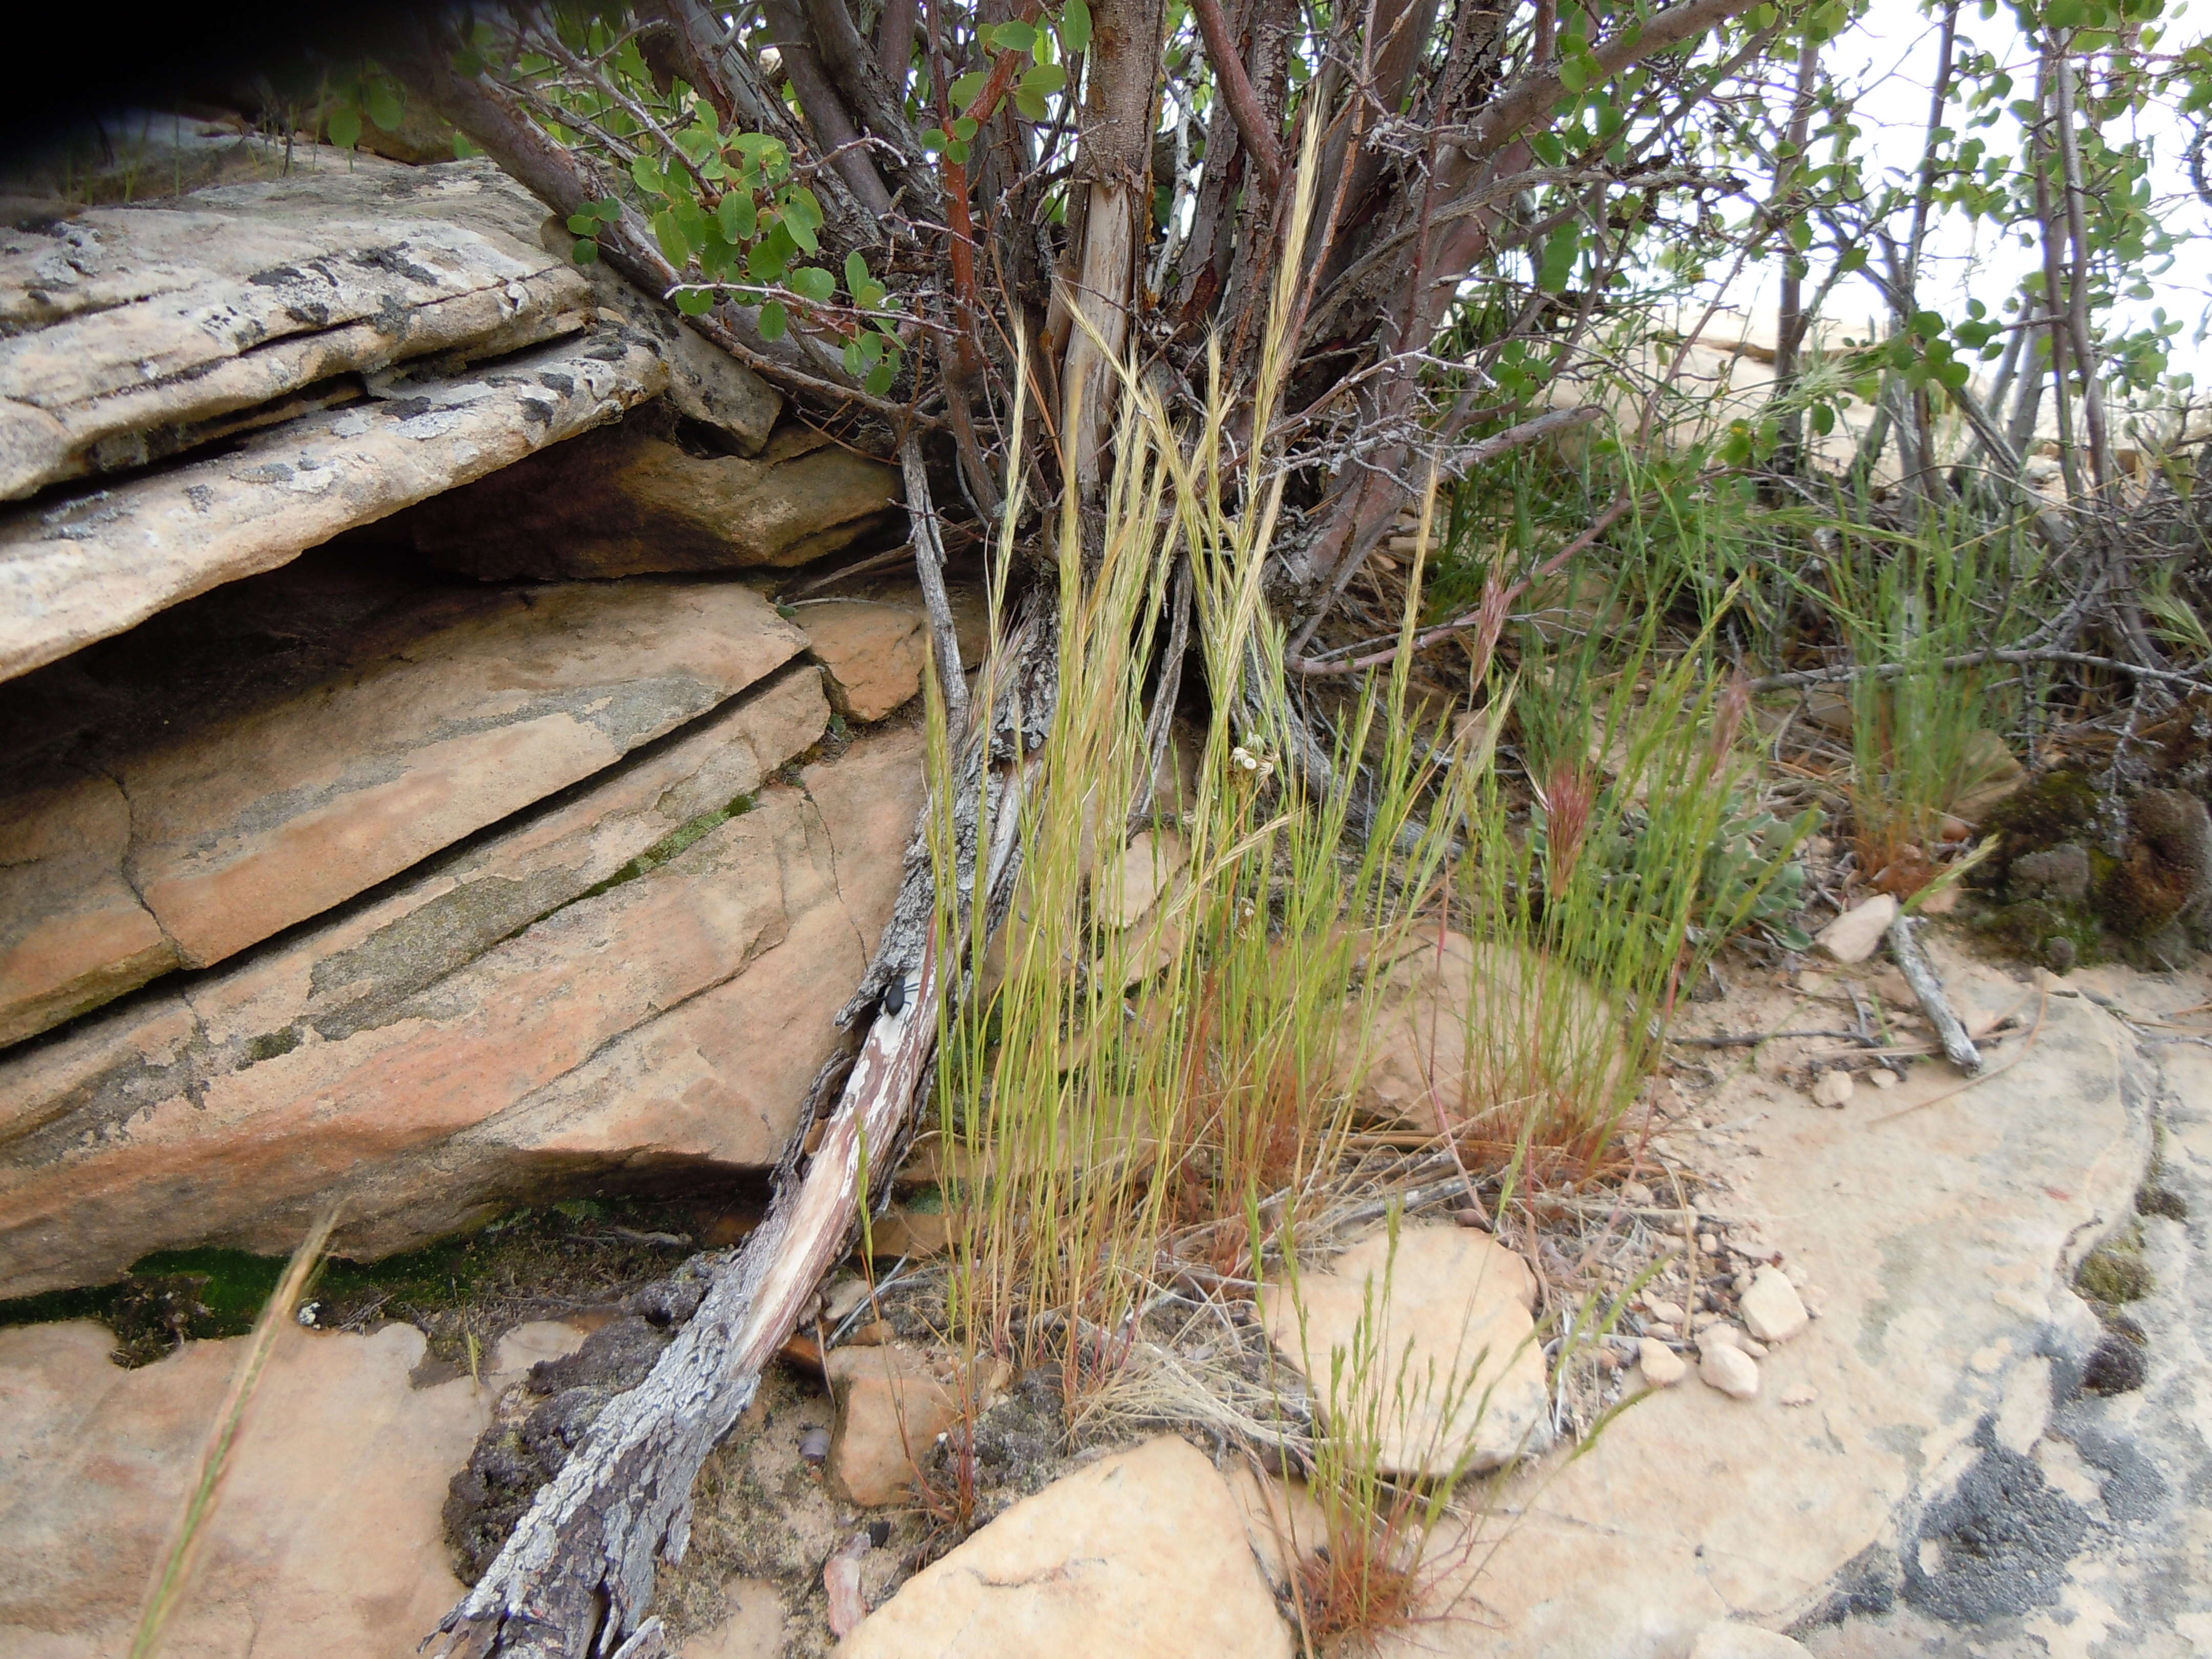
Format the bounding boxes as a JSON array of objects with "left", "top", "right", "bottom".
[{"left": 1189, "top": 0, "right": 1285, "bottom": 193}]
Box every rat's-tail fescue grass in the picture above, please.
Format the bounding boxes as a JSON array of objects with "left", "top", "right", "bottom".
[{"left": 903, "top": 117, "right": 1800, "bottom": 1649}]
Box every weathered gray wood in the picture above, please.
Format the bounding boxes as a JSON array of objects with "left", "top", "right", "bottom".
[{"left": 1887, "top": 914, "right": 1984, "bottom": 1075}]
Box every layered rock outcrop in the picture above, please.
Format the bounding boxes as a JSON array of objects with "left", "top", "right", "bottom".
[{"left": 0, "top": 152, "right": 939, "bottom": 1297}]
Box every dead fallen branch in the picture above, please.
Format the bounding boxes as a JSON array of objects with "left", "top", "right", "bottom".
[{"left": 1886, "top": 915, "right": 1983, "bottom": 1075}]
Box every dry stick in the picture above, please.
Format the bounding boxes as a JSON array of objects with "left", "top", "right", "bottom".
[
  {"left": 899, "top": 434, "right": 971, "bottom": 739},
  {"left": 1747, "top": 647, "right": 2212, "bottom": 699},
  {"left": 132, "top": 1209, "right": 338, "bottom": 1659},
  {"left": 1886, "top": 916, "right": 1982, "bottom": 1076}
]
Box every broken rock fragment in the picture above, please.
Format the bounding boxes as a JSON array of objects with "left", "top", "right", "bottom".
[
  {"left": 1738, "top": 1267, "right": 1810, "bottom": 1345},
  {"left": 836, "top": 1436, "right": 1290, "bottom": 1657},
  {"left": 1262, "top": 1220, "right": 1550, "bottom": 1474},
  {"left": 1814, "top": 894, "right": 1898, "bottom": 964}
]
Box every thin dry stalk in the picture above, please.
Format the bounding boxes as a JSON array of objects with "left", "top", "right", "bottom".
[{"left": 131, "top": 1209, "right": 338, "bottom": 1659}]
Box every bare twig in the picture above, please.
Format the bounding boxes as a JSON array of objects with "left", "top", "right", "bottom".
[
  {"left": 900, "top": 434, "right": 973, "bottom": 739},
  {"left": 1886, "top": 916, "right": 1982, "bottom": 1075},
  {"left": 1748, "top": 648, "right": 2212, "bottom": 698}
]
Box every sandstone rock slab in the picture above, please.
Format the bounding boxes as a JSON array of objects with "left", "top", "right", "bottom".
[
  {"left": 407, "top": 420, "right": 899, "bottom": 579},
  {"left": 824, "top": 1344, "right": 1007, "bottom": 1507},
  {"left": 0, "top": 159, "right": 597, "bottom": 502},
  {"left": 795, "top": 599, "right": 926, "bottom": 722},
  {"left": 1347, "top": 929, "right": 1625, "bottom": 1131},
  {"left": 837, "top": 1435, "right": 1291, "bottom": 1658},
  {"left": 0, "top": 575, "right": 807, "bottom": 1047},
  {"left": 0, "top": 767, "right": 176, "bottom": 1048},
  {"left": 1405, "top": 938, "right": 2151, "bottom": 1658},
  {"left": 0, "top": 325, "right": 669, "bottom": 684},
  {"left": 1690, "top": 1625, "right": 1810, "bottom": 1658},
  {"left": 1263, "top": 1221, "right": 1550, "bottom": 1475},
  {"left": 0, "top": 1317, "right": 547, "bottom": 1658},
  {"left": 0, "top": 722, "right": 922, "bottom": 1294}
]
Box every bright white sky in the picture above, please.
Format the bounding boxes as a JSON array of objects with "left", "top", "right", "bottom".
[{"left": 1712, "top": 0, "right": 2212, "bottom": 390}]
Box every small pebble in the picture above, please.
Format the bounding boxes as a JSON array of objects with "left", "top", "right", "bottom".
[
  {"left": 1647, "top": 1298, "right": 1687, "bottom": 1325},
  {"left": 1624, "top": 1181, "right": 1656, "bottom": 1206},
  {"left": 1640, "top": 1338, "right": 1688, "bottom": 1388},
  {"left": 1780, "top": 1385, "right": 1819, "bottom": 1408},
  {"left": 1741, "top": 1337, "right": 1768, "bottom": 1359},
  {"left": 1698, "top": 1232, "right": 1719, "bottom": 1255},
  {"left": 1811, "top": 1070, "right": 1855, "bottom": 1108},
  {"left": 1867, "top": 1068, "right": 1899, "bottom": 1090},
  {"left": 1700, "top": 1344, "right": 1760, "bottom": 1400},
  {"left": 1696, "top": 1324, "right": 1743, "bottom": 1356},
  {"left": 1741, "top": 1266, "right": 1811, "bottom": 1345},
  {"left": 1451, "top": 1205, "right": 1491, "bottom": 1230},
  {"left": 800, "top": 1426, "right": 832, "bottom": 1463}
]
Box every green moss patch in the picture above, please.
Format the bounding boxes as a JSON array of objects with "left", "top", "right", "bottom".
[
  {"left": 2076, "top": 1224, "right": 2153, "bottom": 1309},
  {"left": 0, "top": 1193, "right": 749, "bottom": 1369}
]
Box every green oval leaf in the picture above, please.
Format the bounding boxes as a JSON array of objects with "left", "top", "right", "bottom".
[
  {"left": 675, "top": 288, "right": 714, "bottom": 316},
  {"left": 1059, "top": 0, "right": 1093, "bottom": 55},
  {"left": 1538, "top": 221, "right": 1579, "bottom": 292},
  {"left": 328, "top": 103, "right": 362, "bottom": 150},
  {"left": 651, "top": 209, "right": 692, "bottom": 268},
  {"left": 1023, "top": 61, "right": 1068, "bottom": 95},
  {"left": 782, "top": 187, "right": 824, "bottom": 254},
  {"left": 951, "top": 70, "right": 991, "bottom": 110},
  {"left": 758, "top": 301, "right": 788, "bottom": 342},
  {"left": 718, "top": 193, "right": 758, "bottom": 241},
  {"left": 790, "top": 265, "right": 836, "bottom": 303},
  {"left": 991, "top": 21, "right": 1038, "bottom": 51},
  {"left": 366, "top": 80, "right": 405, "bottom": 133}
]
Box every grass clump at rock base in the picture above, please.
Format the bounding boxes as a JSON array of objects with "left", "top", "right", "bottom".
[{"left": 892, "top": 195, "right": 1799, "bottom": 1646}]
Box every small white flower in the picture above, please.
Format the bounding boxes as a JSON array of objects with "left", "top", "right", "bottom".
[{"left": 296, "top": 1301, "right": 321, "bottom": 1328}]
